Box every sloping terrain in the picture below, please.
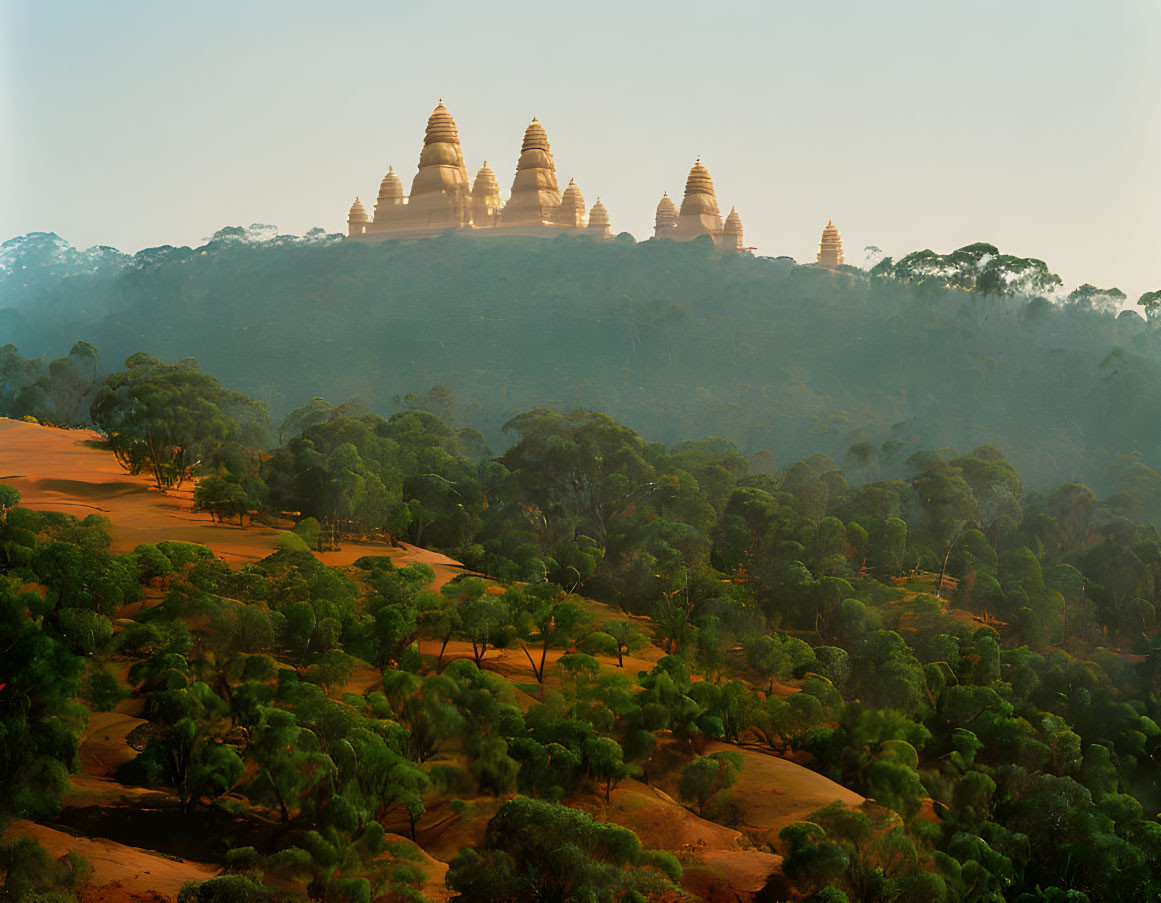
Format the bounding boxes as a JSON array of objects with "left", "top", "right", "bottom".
[{"left": 2, "top": 418, "right": 864, "bottom": 901}]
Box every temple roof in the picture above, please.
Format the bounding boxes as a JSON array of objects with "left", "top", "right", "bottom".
[
  {"left": 724, "top": 206, "right": 743, "bottom": 234},
  {"left": 683, "top": 158, "right": 715, "bottom": 198},
  {"left": 424, "top": 102, "right": 460, "bottom": 147},
  {"left": 656, "top": 191, "right": 677, "bottom": 216},
  {"left": 588, "top": 197, "right": 610, "bottom": 227},
  {"left": 473, "top": 162, "right": 500, "bottom": 197},
  {"left": 676, "top": 158, "right": 723, "bottom": 239},
  {"left": 348, "top": 197, "right": 368, "bottom": 221},
  {"left": 378, "top": 166, "right": 403, "bottom": 200},
  {"left": 521, "top": 117, "right": 550, "bottom": 153},
  {"left": 503, "top": 117, "right": 561, "bottom": 226}
]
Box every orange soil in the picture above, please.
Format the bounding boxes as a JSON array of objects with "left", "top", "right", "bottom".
[
  {"left": 0, "top": 419, "right": 468, "bottom": 586},
  {"left": 699, "top": 741, "right": 863, "bottom": 846},
  {"left": 3, "top": 821, "right": 219, "bottom": 903},
  {"left": 573, "top": 779, "right": 782, "bottom": 901},
  {"left": 382, "top": 833, "right": 450, "bottom": 903}
]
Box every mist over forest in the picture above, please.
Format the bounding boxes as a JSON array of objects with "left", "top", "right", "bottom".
[{"left": 2, "top": 226, "right": 1158, "bottom": 495}]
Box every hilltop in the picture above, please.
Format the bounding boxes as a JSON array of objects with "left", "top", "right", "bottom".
[{"left": 3, "top": 229, "right": 1159, "bottom": 492}]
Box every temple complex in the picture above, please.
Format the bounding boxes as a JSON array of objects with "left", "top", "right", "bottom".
[
  {"left": 817, "top": 220, "right": 844, "bottom": 268},
  {"left": 348, "top": 103, "right": 611, "bottom": 241},
  {"left": 652, "top": 159, "right": 745, "bottom": 250},
  {"left": 344, "top": 103, "right": 805, "bottom": 254}
]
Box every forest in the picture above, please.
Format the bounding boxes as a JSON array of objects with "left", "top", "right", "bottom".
[
  {"left": 4, "top": 227, "right": 1161, "bottom": 496},
  {"left": 3, "top": 326, "right": 1161, "bottom": 901}
]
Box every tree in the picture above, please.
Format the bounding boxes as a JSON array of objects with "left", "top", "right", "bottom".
[
  {"left": 455, "top": 583, "right": 512, "bottom": 666},
  {"left": 0, "top": 583, "right": 86, "bottom": 827},
  {"left": 583, "top": 736, "right": 628, "bottom": 802},
  {"left": 679, "top": 751, "right": 744, "bottom": 817},
  {"left": 1137, "top": 289, "right": 1161, "bottom": 320},
  {"left": 593, "top": 618, "right": 648, "bottom": 668},
  {"left": 446, "top": 797, "right": 680, "bottom": 902},
  {"left": 512, "top": 589, "right": 593, "bottom": 693},
  {"left": 90, "top": 353, "right": 266, "bottom": 490}
]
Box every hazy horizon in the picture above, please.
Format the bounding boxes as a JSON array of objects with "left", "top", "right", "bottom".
[{"left": 2, "top": 0, "right": 1158, "bottom": 302}]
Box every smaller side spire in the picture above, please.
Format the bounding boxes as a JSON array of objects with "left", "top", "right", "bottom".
[
  {"left": 347, "top": 196, "right": 368, "bottom": 236},
  {"left": 556, "top": 178, "right": 587, "bottom": 228},
  {"left": 374, "top": 166, "right": 405, "bottom": 223},
  {"left": 587, "top": 197, "right": 611, "bottom": 240},
  {"left": 654, "top": 191, "right": 678, "bottom": 239},
  {"left": 472, "top": 162, "right": 502, "bottom": 228},
  {"left": 721, "top": 206, "right": 743, "bottom": 251}
]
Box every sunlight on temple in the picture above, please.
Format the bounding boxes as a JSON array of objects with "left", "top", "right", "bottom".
[
  {"left": 817, "top": 220, "right": 844, "bottom": 268},
  {"left": 346, "top": 102, "right": 774, "bottom": 252},
  {"left": 348, "top": 103, "right": 611, "bottom": 242},
  {"left": 652, "top": 159, "right": 746, "bottom": 250}
]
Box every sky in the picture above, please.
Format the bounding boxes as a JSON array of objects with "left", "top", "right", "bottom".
[{"left": 2, "top": 0, "right": 1158, "bottom": 302}]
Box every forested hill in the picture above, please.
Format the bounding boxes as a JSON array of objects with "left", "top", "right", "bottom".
[{"left": 3, "top": 228, "right": 1158, "bottom": 489}]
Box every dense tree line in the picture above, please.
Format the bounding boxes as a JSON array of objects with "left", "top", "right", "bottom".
[
  {"left": 6, "top": 361, "right": 1161, "bottom": 898},
  {"left": 4, "top": 228, "right": 1161, "bottom": 493}
]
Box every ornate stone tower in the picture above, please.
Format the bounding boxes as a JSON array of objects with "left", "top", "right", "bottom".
[
  {"left": 654, "top": 192, "right": 678, "bottom": 239},
  {"left": 722, "top": 206, "right": 744, "bottom": 251},
  {"left": 404, "top": 102, "right": 473, "bottom": 231},
  {"left": 675, "top": 158, "right": 724, "bottom": 242},
  {"left": 502, "top": 118, "right": 563, "bottom": 228},
  {"left": 817, "top": 220, "right": 844, "bottom": 268},
  {"left": 471, "top": 162, "right": 502, "bottom": 228},
  {"left": 556, "top": 178, "right": 587, "bottom": 228},
  {"left": 587, "top": 198, "right": 611, "bottom": 240},
  {"left": 347, "top": 197, "right": 369, "bottom": 236}
]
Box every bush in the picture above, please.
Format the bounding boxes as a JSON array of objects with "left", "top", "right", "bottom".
[
  {"left": 82, "top": 663, "right": 129, "bottom": 712},
  {"left": 276, "top": 532, "right": 311, "bottom": 555},
  {"left": 177, "top": 875, "right": 278, "bottom": 903}
]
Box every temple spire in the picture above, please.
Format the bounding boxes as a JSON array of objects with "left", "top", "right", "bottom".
[
  {"left": 472, "top": 162, "right": 501, "bottom": 228},
  {"left": 406, "top": 102, "right": 472, "bottom": 229},
  {"left": 502, "top": 117, "right": 562, "bottom": 227},
  {"left": 654, "top": 191, "right": 678, "bottom": 239},
  {"left": 587, "top": 197, "right": 611, "bottom": 240},
  {"left": 556, "top": 178, "right": 587, "bottom": 228},
  {"left": 722, "top": 205, "right": 743, "bottom": 251},
  {"left": 347, "top": 197, "right": 369, "bottom": 236},
  {"left": 817, "top": 220, "right": 844, "bottom": 268},
  {"left": 674, "top": 158, "right": 723, "bottom": 242}
]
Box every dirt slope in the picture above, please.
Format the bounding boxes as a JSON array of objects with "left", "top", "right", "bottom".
[
  {"left": 3, "top": 821, "right": 220, "bottom": 903},
  {"left": 0, "top": 419, "right": 467, "bottom": 585}
]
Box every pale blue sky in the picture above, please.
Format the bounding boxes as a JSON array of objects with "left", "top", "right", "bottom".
[{"left": 2, "top": 0, "right": 1157, "bottom": 301}]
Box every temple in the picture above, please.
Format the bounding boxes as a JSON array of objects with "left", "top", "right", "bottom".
[
  {"left": 346, "top": 103, "right": 771, "bottom": 253},
  {"left": 652, "top": 159, "right": 745, "bottom": 250},
  {"left": 817, "top": 220, "right": 844, "bottom": 268},
  {"left": 348, "top": 103, "right": 611, "bottom": 241}
]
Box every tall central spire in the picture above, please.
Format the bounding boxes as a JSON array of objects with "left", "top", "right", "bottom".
[
  {"left": 674, "top": 158, "right": 723, "bottom": 241},
  {"left": 406, "top": 102, "right": 472, "bottom": 229},
  {"left": 502, "top": 117, "right": 562, "bottom": 228}
]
